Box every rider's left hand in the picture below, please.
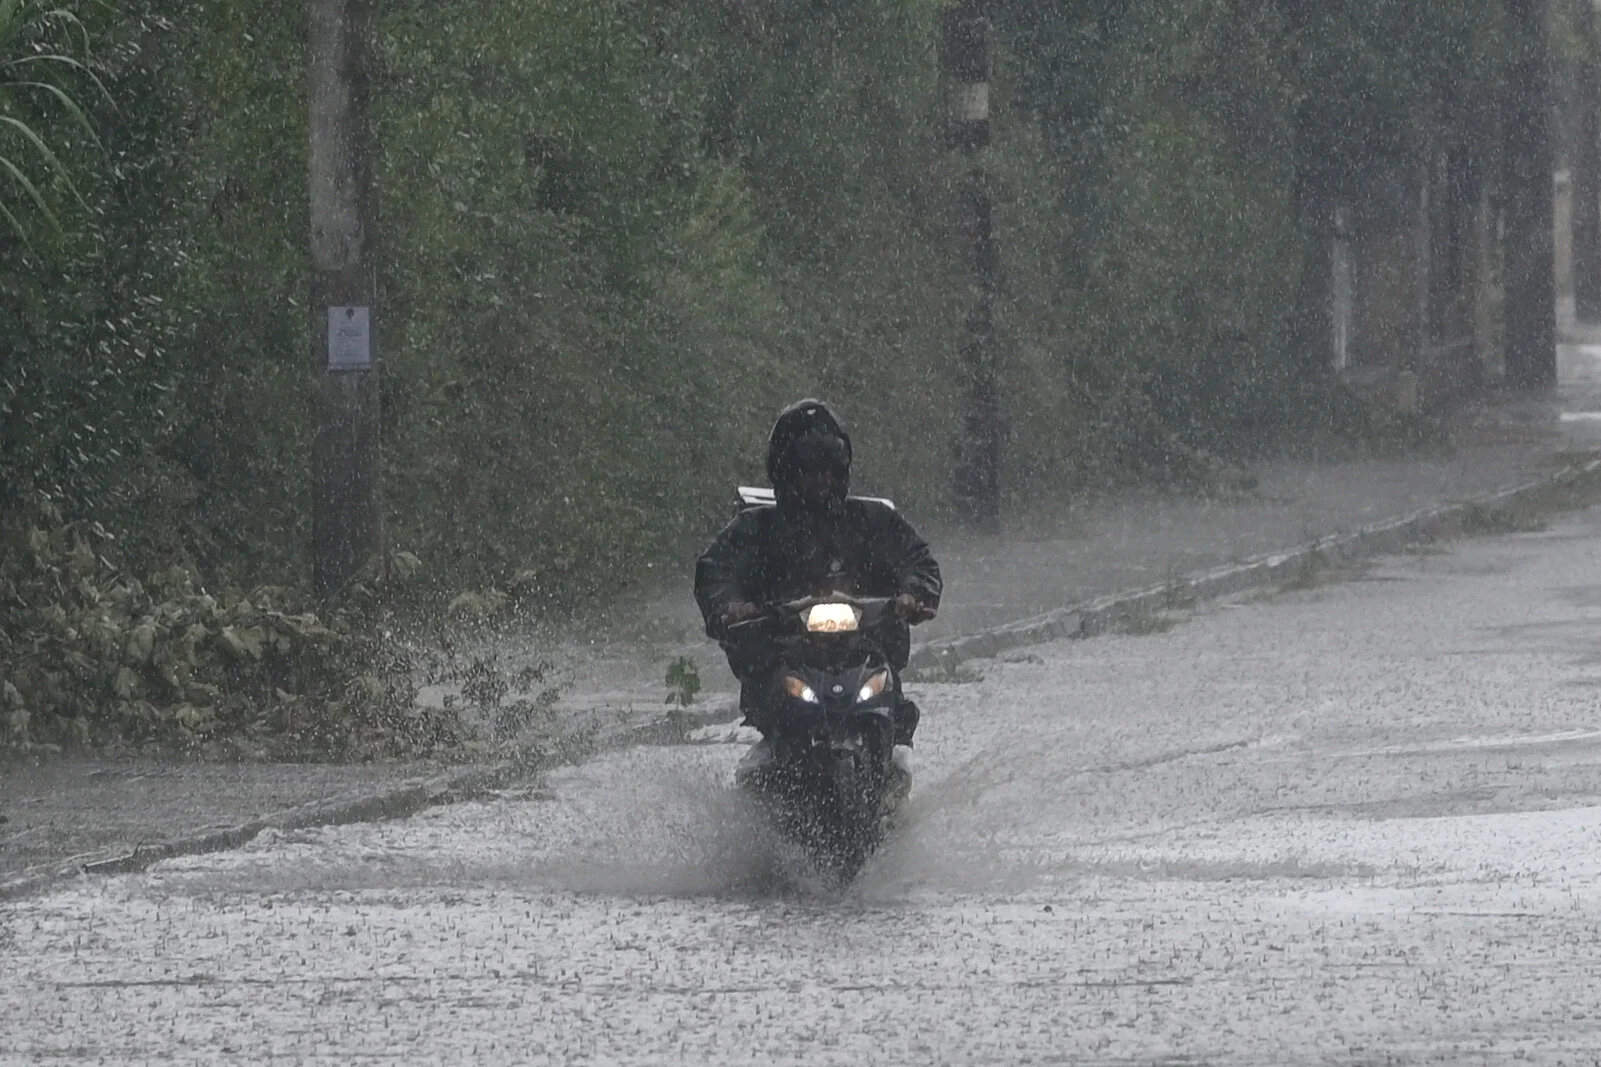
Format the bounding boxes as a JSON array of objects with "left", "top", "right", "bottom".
[{"left": 895, "top": 592, "right": 936, "bottom": 624}]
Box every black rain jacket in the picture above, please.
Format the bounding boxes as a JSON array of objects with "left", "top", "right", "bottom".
[{"left": 694, "top": 497, "right": 942, "bottom": 679}]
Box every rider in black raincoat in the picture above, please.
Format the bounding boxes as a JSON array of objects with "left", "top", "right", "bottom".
[{"left": 695, "top": 399, "right": 942, "bottom": 748}]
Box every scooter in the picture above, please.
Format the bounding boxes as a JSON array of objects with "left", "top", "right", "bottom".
[{"left": 730, "top": 594, "right": 910, "bottom": 883}]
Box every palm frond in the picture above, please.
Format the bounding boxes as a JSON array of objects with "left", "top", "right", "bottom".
[
  {"left": 4, "top": 54, "right": 114, "bottom": 110},
  {"left": 0, "top": 142, "right": 65, "bottom": 233},
  {"left": 45, "top": 8, "right": 94, "bottom": 55},
  {"left": 8, "top": 79, "right": 100, "bottom": 141},
  {"left": 0, "top": 190, "right": 29, "bottom": 248},
  {"left": 0, "top": 112, "right": 83, "bottom": 196},
  {"left": 0, "top": 0, "right": 29, "bottom": 51},
  {"left": 0, "top": 0, "right": 107, "bottom": 240}
]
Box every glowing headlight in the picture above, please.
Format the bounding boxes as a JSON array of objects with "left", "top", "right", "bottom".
[
  {"left": 805, "top": 603, "right": 860, "bottom": 633},
  {"left": 856, "top": 671, "right": 890, "bottom": 704},
  {"left": 783, "top": 675, "right": 820, "bottom": 704}
]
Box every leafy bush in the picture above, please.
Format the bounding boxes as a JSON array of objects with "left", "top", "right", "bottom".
[{"left": 0, "top": 494, "right": 451, "bottom": 758}]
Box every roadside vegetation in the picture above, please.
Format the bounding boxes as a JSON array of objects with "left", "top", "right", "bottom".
[{"left": 0, "top": 0, "right": 1562, "bottom": 754}]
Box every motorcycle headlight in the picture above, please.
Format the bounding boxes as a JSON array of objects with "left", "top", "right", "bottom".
[
  {"left": 783, "top": 675, "right": 820, "bottom": 705},
  {"left": 856, "top": 670, "right": 890, "bottom": 704},
  {"left": 805, "top": 603, "right": 860, "bottom": 633}
]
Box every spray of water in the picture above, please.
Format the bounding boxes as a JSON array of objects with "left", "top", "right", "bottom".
[{"left": 135, "top": 727, "right": 1107, "bottom": 911}]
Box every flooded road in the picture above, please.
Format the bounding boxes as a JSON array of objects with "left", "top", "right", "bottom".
[{"left": 6, "top": 509, "right": 1601, "bottom": 1064}]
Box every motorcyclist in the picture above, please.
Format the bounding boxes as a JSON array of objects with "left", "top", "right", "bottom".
[{"left": 694, "top": 399, "right": 942, "bottom": 765}]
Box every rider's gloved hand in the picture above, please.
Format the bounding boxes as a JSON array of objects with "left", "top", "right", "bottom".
[
  {"left": 719, "top": 600, "right": 765, "bottom": 628},
  {"left": 895, "top": 592, "right": 936, "bottom": 624}
]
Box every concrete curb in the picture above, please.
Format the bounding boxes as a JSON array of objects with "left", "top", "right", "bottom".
[
  {"left": 8, "top": 455, "right": 1597, "bottom": 902},
  {"left": 904, "top": 455, "right": 1601, "bottom": 679},
  {"left": 0, "top": 759, "right": 530, "bottom": 902}
]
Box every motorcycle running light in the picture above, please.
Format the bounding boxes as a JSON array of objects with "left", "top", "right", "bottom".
[
  {"left": 784, "top": 675, "right": 820, "bottom": 704},
  {"left": 805, "top": 603, "right": 860, "bottom": 633},
  {"left": 856, "top": 670, "right": 889, "bottom": 704}
]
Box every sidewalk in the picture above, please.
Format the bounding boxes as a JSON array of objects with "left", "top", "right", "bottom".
[{"left": 6, "top": 348, "right": 1601, "bottom": 892}]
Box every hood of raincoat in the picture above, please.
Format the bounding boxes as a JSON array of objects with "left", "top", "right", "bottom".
[{"left": 766, "top": 399, "right": 853, "bottom": 511}]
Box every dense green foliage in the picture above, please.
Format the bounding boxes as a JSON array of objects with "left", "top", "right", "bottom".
[
  {"left": 2, "top": 0, "right": 1523, "bottom": 616},
  {"left": 0, "top": 494, "right": 443, "bottom": 756}
]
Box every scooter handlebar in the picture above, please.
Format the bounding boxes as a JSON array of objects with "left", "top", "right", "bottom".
[{"left": 725, "top": 594, "right": 896, "bottom": 633}]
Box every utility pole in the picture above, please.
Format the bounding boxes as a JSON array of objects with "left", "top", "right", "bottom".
[
  {"left": 942, "top": 0, "right": 1001, "bottom": 530},
  {"left": 1573, "top": 0, "right": 1601, "bottom": 321},
  {"left": 309, "top": 0, "right": 382, "bottom": 602},
  {"left": 1503, "top": 0, "right": 1559, "bottom": 389}
]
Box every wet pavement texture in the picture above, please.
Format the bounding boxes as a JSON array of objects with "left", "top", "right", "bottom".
[{"left": 4, "top": 504, "right": 1601, "bottom": 1064}]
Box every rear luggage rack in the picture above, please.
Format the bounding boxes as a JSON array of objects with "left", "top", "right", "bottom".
[{"left": 737, "top": 486, "right": 895, "bottom": 510}]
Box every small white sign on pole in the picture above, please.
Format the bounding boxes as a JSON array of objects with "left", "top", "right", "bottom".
[{"left": 327, "top": 306, "right": 373, "bottom": 371}]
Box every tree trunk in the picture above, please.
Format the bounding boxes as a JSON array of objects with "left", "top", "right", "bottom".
[
  {"left": 1288, "top": 179, "right": 1336, "bottom": 375},
  {"left": 1574, "top": 0, "right": 1601, "bottom": 321},
  {"left": 309, "top": 0, "right": 383, "bottom": 601},
  {"left": 942, "top": 0, "right": 1001, "bottom": 530},
  {"left": 1503, "top": 0, "right": 1559, "bottom": 389}
]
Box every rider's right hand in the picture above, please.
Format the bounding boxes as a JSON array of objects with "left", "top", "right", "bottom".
[{"left": 720, "top": 600, "right": 764, "bottom": 628}]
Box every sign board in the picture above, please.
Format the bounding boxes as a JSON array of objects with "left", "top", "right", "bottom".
[
  {"left": 327, "top": 306, "right": 373, "bottom": 371},
  {"left": 954, "top": 82, "right": 989, "bottom": 123}
]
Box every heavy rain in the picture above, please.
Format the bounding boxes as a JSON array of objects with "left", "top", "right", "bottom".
[{"left": 5, "top": 1, "right": 1601, "bottom": 1063}]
